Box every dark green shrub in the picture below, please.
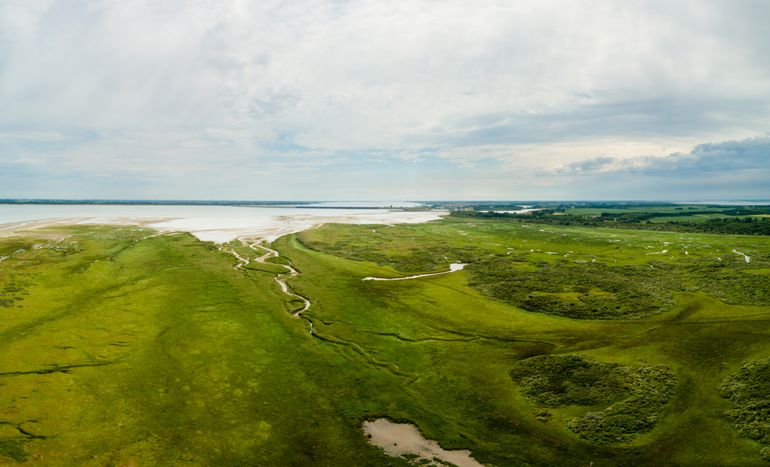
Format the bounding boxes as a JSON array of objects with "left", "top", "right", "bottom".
[
  {"left": 720, "top": 357, "right": 770, "bottom": 459},
  {"left": 511, "top": 355, "right": 675, "bottom": 444}
]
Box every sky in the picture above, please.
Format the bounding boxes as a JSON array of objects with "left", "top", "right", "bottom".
[{"left": 1, "top": 0, "right": 769, "bottom": 200}]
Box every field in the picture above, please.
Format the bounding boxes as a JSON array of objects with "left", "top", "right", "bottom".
[{"left": 0, "top": 217, "right": 769, "bottom": 465}]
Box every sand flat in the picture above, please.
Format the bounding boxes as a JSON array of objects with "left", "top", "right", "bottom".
[
  {"left": 363, "top": 418, "right": 483, "bottom": 467},
  {"left": 0, "top": 205, "right": 447, "bottom": 243}
]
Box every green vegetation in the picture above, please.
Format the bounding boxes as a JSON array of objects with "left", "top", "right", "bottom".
[
  {"left": 720, "top": 357, "right": 770, "bottom": 460},
  {"left": 469, "top": 259, "right": 680, "bottom": 319},
  {"left": 300, "top": 217, "right": 768, "bottom": 318},
  {"left": 1, "top": 215, "right": 769, "bottom": 465},
  {"left": 0, "top": 227, "right": 396, "bottom": 465},
  {"left": 450, "top": 202, "right": 770, "bottom": 235},
  {"left": 510, "top": 355, "right": 675, "bottom": 444},
  {"left": 511, "top": 355, "right": 642, "bottom": 407}
]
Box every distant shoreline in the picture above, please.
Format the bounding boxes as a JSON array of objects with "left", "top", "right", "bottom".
[
  {"left": 0, "top": 199, "right": 426, "bottom": 209},
  {"left": 1, "top": 199, "right": 769, "bottom": 208}
]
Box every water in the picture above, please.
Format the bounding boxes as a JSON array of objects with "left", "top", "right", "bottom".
[
  {"left": 303, "top": 201, "right": 423, "bottom": 208},
  {"left": 0, "top": 204, "right": 444, "bottom": 242}
]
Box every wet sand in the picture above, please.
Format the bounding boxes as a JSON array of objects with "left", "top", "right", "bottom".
[
  {"left": 363, "top": 418, "right": 483, "bottom": 467},
  {"left": 0, "top": 206, "right": 447, "bottom": 243}
]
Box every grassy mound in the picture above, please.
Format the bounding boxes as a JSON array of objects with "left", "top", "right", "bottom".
[
  {"left": 690, "top": 263, "right": 770, "bottom": 307},
  {"left": 511, "top": 355, "right": 676, "bottom": 444},
  {"left": 510, "top": 355, "right": 631, "bottom": 407},
  {"left": 720, "top": 357, "right": 770, "bottom": 461},
  {"left": 469, "top": 259, "right": 681, "bottom": 319}
]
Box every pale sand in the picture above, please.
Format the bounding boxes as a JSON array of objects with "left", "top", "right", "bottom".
[
  {"left": 0, "top": 209, "right": 448, "bottom": 243},
  {"left": 363, "top": 418, "right": 483, "bottom": 467},
  {"left": 363, "top": 263, "right": 466, "bottom": 281}
]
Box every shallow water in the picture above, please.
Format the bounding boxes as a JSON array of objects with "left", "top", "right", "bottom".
[
  {"left": 363, "top": 418, "right": 483, "bottom": 467},
  {"left": 0, "top": 204, "right": 445, "bottom": 242},
  {"left": 362, "top": 263, "right": 466, "bottom": 281}
]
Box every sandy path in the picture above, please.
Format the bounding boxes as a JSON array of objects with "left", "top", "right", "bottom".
[
  {"left": 363, "top": 418, "right": 483, "bottom": 467},
  {"left": 363, "top": 263, "right": 466, "bottom": 281}
]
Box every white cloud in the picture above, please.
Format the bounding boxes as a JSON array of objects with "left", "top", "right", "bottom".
[{"left": 0, "top": 0, "right": 769, "bottom": 198}]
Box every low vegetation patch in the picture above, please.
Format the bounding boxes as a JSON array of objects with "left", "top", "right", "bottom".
[
  {"left": 511, "top": 355, "right": 676, "bottom": 444},
  {"left": 689, "top": 263, "right": 770, "bottom": 307},
  {"left": 470, "top": 259, "right": 681, "bottom": 319},
  {"left": 720, "top": 357, "right": 770, "bottom": 461},
  {"left": 301, "top": 236, "right": 480, "bottom": 273},
  {"left": 0, "top": 274, "right": 30, "bottom": 309},
  {"left": 451, "top": 206, "right": 770, "bottom": 235},
  {"left": 0, "top": 439, "right": 28, "bottom": 462}
]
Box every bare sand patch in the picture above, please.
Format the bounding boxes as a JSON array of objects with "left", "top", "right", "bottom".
[
  {"left": 0, "top": 206, "right": 447, "bottom": 243},
  {"left": 363, "top": 418, "right": 483, "bottom": 467}
]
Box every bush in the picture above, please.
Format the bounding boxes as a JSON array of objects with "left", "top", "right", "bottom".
[
  {"left": 720, "top": 357, "right": 770, "bottom": 459},
  {"left": 469, "top": 259, "right": 681, "bottom": 319},
  {"left": 511, "top": 355, "right": 675, "bottom": 444}
]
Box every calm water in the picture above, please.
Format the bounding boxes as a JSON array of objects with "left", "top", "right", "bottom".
[{"left": 0, "top": 204, "right": 443, "bottom": 242}]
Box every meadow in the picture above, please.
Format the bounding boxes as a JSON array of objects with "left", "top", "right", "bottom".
[{"left": 0, "top": 216, "right": 768, "bottom": 465}]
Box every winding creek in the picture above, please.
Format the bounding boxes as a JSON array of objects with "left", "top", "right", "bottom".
[
  {"left": 732, "top": 249, "right": 751, "bottom": 263},
  {"left": 219, "top": 239, "right": 484, "bottom": 465},
  {"left": 218, "top": 237, "right": 412, "bottom": 381},
  {"left": 363, "top": 263, "right": 466, "bottom": 281},
  {"left": 221, "top": 238, "right": 315, "bottom": 334}
]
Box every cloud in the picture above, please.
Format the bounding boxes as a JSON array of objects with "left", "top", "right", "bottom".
[
  {"left": 0, "top": 0, "right": 769, "bottom": 199},
  {"left": 555, "top": 135, "right": 770, "bottom": 176},
  {"left": 541, "top": 135, "right": 770, "bottom": 201}
]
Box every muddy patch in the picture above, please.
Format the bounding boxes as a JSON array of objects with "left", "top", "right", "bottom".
[{"left": 363, "top": 418, "right": 483, "bottom": 467}]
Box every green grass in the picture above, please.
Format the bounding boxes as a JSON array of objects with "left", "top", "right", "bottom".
[
  {"left": 299, "top": 217, "right": 769, "bottom": 317},
  {"left": 0, "top": 218, "right": 768, "bottom": 465},
  {"left": 0, "top": 227, "right": 402, "bottom": 465}
]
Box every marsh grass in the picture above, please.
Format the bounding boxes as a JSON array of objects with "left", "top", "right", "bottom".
[{"left": 0, "top": 218, "right": 768, "bottom": 465}]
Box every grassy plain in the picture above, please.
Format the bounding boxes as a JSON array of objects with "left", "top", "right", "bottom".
[
  {"left": 0, "top": 227, "right": 397, "bottom": 465},
  {"left": 0, "top": 217, "right": 768, "bottom": 465}
]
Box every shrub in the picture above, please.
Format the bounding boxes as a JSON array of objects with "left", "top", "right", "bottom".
[
  {"left": 720, "top": 357, "right": 770, "bottom": 459},
  {"left": 511, "top": 355, "right": 675, "bottom": 444}
]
